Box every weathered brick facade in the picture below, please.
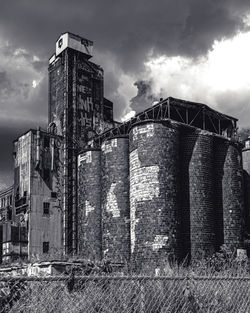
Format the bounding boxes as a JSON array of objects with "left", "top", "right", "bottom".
[
  {"left": 78, "top": 149, "right": 102, "bottom": 260},
  {"left": 101, "top": 137, "right": 130, "bottom": 263},
  {"left": 2, "top": 33, "right": 247, "bottom": 267},
  {"left": 213, "top": 136, "right": 228, "bottom": 251},
  {"left": 181, "top": 129, "right": 215, "bottom": 260},
  {"left": 242, "top": 144, "right": 250, "bottom": 235},
  {"left": 129, "top": 121, "right": 180, "bottom": 269},
  {"left": 78, "top": 120, "right": 246, "bottom": 267},
  {"left": 222, "top": 142, "right": 244, "bottom": 249}
]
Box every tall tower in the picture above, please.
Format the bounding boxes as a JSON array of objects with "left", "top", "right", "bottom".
[
  {"left": 243, "top": 137, "right": 250, "bottom": 235},
  {"left": 48, "top": 32, "right": 108, "bottom": 254}
]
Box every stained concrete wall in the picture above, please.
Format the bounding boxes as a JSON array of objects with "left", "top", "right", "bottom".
[{"left": 14, "top": 130, "right": 63, "bottom": 261}]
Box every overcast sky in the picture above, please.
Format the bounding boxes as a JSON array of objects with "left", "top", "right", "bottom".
[{"left": 1, "top": 0, "right": 250, "bottom": 189}]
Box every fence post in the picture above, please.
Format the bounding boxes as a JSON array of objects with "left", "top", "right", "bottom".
[
  {"left": 139, "top": 279, "right": 145, "bottom": 313},
  {"left": 67, "top": 268, "right": 75, "bottom": 293}
]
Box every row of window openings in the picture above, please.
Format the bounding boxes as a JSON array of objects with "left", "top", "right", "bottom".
[{"left": 0, "top": 196, "right": 12, "bottom": 208}]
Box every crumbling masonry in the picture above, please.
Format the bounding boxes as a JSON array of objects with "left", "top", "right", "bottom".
[{"left": 0, "top": 32, "right": 249, "bottom": 269}]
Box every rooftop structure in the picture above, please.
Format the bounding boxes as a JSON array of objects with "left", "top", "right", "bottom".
[
  {"left": 91, "top": 97, "right": 238, "bottom": 145},
  {"left": 49, "top": 32, "right": 93, "bottom": 64}
]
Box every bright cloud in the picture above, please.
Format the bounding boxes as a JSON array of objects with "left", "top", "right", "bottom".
[
  {"left": 144, "top": 31, "right": 250, "bottom": 124},
  {"left": 121, "top": 110, "right": 136, "bottom": 122},
  {"left": 32, "top": 80, "right": 38, "bottom": 88}
]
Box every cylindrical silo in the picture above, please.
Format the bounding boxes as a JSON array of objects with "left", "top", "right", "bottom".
[
  {"left": 242, "top": 139, "right": 250, "bottom": 235},
  {"left": 222, "top": 140, "right": 244, "bottom": 250},
  {"left": 180, "top": 127, "right": 215, "bottom": 260},
  {"left": 129, "top": 121, "right": 180, "bottom": 270},
  {"left": 101, "top": 136, "right": 130, "bottom": 263},
  {"left": 77, "top": 149, "right": 102, "bottom": 260},
  {"left": 213, "top": 136, "right": 228, "bottom": 251}
]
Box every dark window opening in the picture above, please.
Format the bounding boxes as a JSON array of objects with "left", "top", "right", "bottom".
[
  {"left": 44, "top": 137, "right": 50, "bottom": 148},
  {"left": 49, "top": 123, "right": 57, "bottom": 135},
  {"left": 51, "top": 192, "right": 57, "bottom": 198},
  {"left": 58, "top": 38, "right": 63, "bottom": 48},
  {"left": 43, "top": 242, "right": 49, "bottom": 253},
  {"left": 7, "top": 208, "right": 12, "bottom": 221},
  {"left": 44, "top": 169, "right": 50, "bottom": 180},
  {"left": 43, "top": 202, "right": 50, "bottom": 215}
]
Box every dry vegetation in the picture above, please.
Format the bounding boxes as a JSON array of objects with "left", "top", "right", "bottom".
[{"left": 0, "top": 246, "right": 250, "bottom": 313}]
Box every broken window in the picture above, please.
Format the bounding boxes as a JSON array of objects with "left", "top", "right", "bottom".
[
  {"left": 43, "top": 242, "right": 49, "bottom": 253},
  {"left": 43, "top": 202, "right": 50, "bottom": 215},
  {"left": 44, "top": 137, "right": 50, "bottom": 148}
]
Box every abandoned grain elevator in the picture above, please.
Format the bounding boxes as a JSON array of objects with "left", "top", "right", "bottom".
[{"left": 0, "top": 32, "right": 249, "bottom": 268}]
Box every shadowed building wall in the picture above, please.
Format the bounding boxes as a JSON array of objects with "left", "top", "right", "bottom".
[
  {"left": 101, "top": 136, "right": 130, "bottom": 263},
  {"left": 180, "top": 128, "right": 215, "bottom": 260},
  {"left": 222, "top": 141, "right": 244, "bottom": 249},
  {"left": 243, "top": 139, "right": 250, "bottom": 241},
  {"left": 78, "top": 149, "right": 102, "bottom": 260}
]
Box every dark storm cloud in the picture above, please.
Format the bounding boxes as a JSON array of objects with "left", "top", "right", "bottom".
[
  {"left": 0, "top": 71, "right": 13, "bottom": 95},
  {"left": 0, "top": 0, "right": 249, "bottom": 115},
  {"left": 1, "top": 0, "right": 250, "bottom": 187},
  {"left": 0, "top": 0, "right": 249, "bottom": 72}
]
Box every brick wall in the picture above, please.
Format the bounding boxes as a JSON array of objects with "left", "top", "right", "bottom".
[
  {"left": 213, "top": 136, "right": 228, "bottom": 250},
  {"left": 242, "top": 148, "right": 250, "bottom": 235},
  {"left": 78, "top": 149, "right": 102, "bottom": 260},
  {"left": 77, "top": 121, "right": 245, "bottom": 267},
  {"left": 101, "top": 137, "right": 130, "bottom": 263},
  {"left": 129, "top": 121, "right": 180, "bottom": 269},
  {"left": 181, "top": 128, "right": 215, "bottom": 260},
  {"left": 222, "top": 141, "right": 244, "bottom": 249}
]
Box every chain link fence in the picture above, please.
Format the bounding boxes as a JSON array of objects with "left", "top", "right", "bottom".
[{"left": 0, "top": 274, "right": 250, "bottom": 312}]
